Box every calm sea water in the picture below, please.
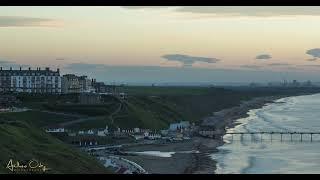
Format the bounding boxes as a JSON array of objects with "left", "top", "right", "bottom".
[{"left": 211, "top": 93, "right": 320, "bottom": 174}]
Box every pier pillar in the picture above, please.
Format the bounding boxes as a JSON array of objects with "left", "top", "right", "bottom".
[
  {"left": 270, "top": 134, "right": 272, "bottom": 142},
  {"left": 291, "top": 134, "right": 293, "bottom": 141},
  {"left": 300, "top": 134, "right": 302, "bottom": 142},
  {"left": 260, "top": 133, "right": 262, "bottom": 141},
  {"left": 280, "top": 134, "right": 283, "bottom": 142},
  {"left": 311, "top": 134, "right": 313, "bottom": 142}
]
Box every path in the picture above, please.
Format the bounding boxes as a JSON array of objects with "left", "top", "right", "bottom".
[{"left": 109, "top": 102, "right": 122, "bottom": 125}]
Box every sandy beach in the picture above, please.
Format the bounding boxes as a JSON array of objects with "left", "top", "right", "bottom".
[{"left": 120, "top": 95, "right": 287, "bottom": 174}]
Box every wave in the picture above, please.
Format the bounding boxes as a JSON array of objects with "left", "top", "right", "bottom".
[{"left": 213, "top": 93, "right": 320, "bottom": 174}]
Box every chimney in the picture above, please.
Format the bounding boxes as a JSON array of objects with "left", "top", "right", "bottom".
[
  {"left": 45, "top": 67, "right": 49, "bottom": 71},
  {"left": 57, "top": 68, "right": 60, "bottom": 73},
  {"left": 0, "top": 67, "right": 2, "bottom": 70},
  {"left": 10, "top": 67, "right": 12, "bottom": 70},
  {"left": 29, "top": 67, "right": 31, "bottom": 71},
  {"left": 39, "top": 67, "right": 41, "bottom": 71},
  {"left": 20, "top": 67, "right": 22, "bottom": 71}
]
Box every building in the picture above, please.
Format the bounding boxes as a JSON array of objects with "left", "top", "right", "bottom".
[
  {"left": 79, "top": 76, "right": 95, "bottom": 93},
  {"left": 45, "top": 127, "right": 65, "bottom": 133},
  {"left": 0, "top": 67, "right": 61, "bottom": 94},
  {"left": 61, "top": 74, "right": 80, "bottom": 93},
  {"left": 169, "top": 121, "right": 190, "bottom": 131},
  {"left": 79, "top": 93, "right": 102, "bottom": 104},
  {"left": 92, "top": 80, "right": 109, "bottom": 93},
  {"left": 62, "top": 74, "right": 95, "bottom": 94}
]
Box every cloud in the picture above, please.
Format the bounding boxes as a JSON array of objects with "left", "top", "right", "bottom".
[
  {"left": 122, "top": 6, "right": 320, "bottom": 18},
  {"left": 307, "top": 58, "right": 318, "bottom": 61},
  {"left": 240, "top": 65, "right": 263, "bottom": 69},
  {"left": 122, "top": 6, "right": 170, "bottom": 10},
  {"left": 306, "top": 48, "right": 320, "bottom": 61},
  {"left": 299, "top": 64, "right": 320, "bottom": 68},
  {"left": 255, "top": 54, "right": 272, "bottom": 60},
  {"left": 0, "top": 16, "right": 63, "bottom": 27},
  {"left": 268, "top": 63, "right": 290, "bottom": 66},
  {"left": 162, "top": 54, "right": 220, "bottom": 67}
]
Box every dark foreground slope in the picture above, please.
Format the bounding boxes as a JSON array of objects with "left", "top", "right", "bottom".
[{"left": 0, "top": 119, "right": 111, "bottom": 174}]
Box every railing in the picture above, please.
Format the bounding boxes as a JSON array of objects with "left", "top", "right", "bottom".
[{"left": 200, "top": 131, "right": 320, "bottom": 142}]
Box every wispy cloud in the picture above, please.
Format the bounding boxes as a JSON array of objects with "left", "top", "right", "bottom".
[
  {"left": 0, "top": 16, "right": 63, "bottom": 27},
  {"left": 123, "top": 6, "right": 320, "bottom": 18},
  {"left": 122, "top": 6, "right": 171, "bottom": 10},
  {"left": 255, "top": 54, "right": 272, "bottom": 60},
  {"left": 306, "top": 48, "right": 320, "bottom": 61},
  {"left": 162, "top": 54, "right": 220, "bottom": 67},
  {"left": 240, "top": 65, "right": 263, "bottom": 69},
  {"left": 268, "top": 63, "right": 291, "bottom": 66}
]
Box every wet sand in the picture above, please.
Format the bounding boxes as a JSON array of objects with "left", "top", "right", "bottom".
[{"left": 121, "top": 95, "right": 286, "bottom": 174}]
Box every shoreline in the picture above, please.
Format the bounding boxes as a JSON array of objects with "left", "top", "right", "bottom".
[{"left": 120, "top": 93, "right": 315, "bottom": 174}]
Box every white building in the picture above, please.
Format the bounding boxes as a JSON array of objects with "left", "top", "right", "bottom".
[
  {"left": 169, "top": 121, "right": 190, "bottom": 131},
  {"left": 87, "top": 130, "right": 94, "bottom": 135},
  {"left": 46, "top": 127, "right": 65, "bottom": 133},
  {"left": 0, "top": 67, "right": 61, "bottom": 94},
  {"left": 97, "top": 129, "right": 106, "bottom": 136},
  {"left": 134, "top": 128, "right": 140, "bottom": 133}
]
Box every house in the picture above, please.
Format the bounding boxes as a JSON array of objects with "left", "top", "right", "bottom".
[
  {"left": 133, "top": 134, "right": 144, "bottom": 140},
  {"left": 160, "top": 130, "right": 169, "bottom": 136},
  {"left": 104, "top": 125, "right": 109, "bottom": 135},
  {"left": 134, "top": 128, "right": 140, "bottom": 133},
  {"left": 97, "top": 130, "right": 106, "bottom": 137},
  {"left": 46, "top": 127, "right": 65, "bottom": 133},
  {"left": 169, "top": 121, "right": 190, "bottom": 131},
  {"left": 87, "top": 130, "right": 94, "bottom": 135}
]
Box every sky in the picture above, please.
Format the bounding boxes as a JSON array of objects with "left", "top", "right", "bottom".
[{"left": 1, "top": 6, "right": 320, "bottom": 84}]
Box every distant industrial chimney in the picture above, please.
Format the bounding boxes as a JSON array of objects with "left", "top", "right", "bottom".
[
  {"left": 20, "top": 67, "right": 22, "bottom": 71},
  {"left": 29, "top": 67, "right": 31, "bottom": 70},
  {"left": 10, "top": 67, "right": 12, "bottom": 70},
  {"left": 0, "top": 67, "right": 2, "bottom": 70},
  {"left": 57, "top": 68, "right": 60, "bottom": 72}
]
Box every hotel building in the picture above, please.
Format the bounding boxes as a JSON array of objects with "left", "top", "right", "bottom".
[{"left": 0, "top": 67, "right": 61, "bottom": 94}]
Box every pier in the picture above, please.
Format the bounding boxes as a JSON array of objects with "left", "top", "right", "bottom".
[{"left": 200, "top": 131, "right": 320, "bottom": 142}]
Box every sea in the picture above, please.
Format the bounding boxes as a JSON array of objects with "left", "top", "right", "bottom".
[{"left": 211, "top": 93, "right": 320, "bottom": 174}]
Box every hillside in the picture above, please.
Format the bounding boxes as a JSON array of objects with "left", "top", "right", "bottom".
[
  {"left": 0, "top": 118, "right": 112, "bottom": 174},
  {"left": 10, "top": 86, "right": 320, "bottom": 131}
]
